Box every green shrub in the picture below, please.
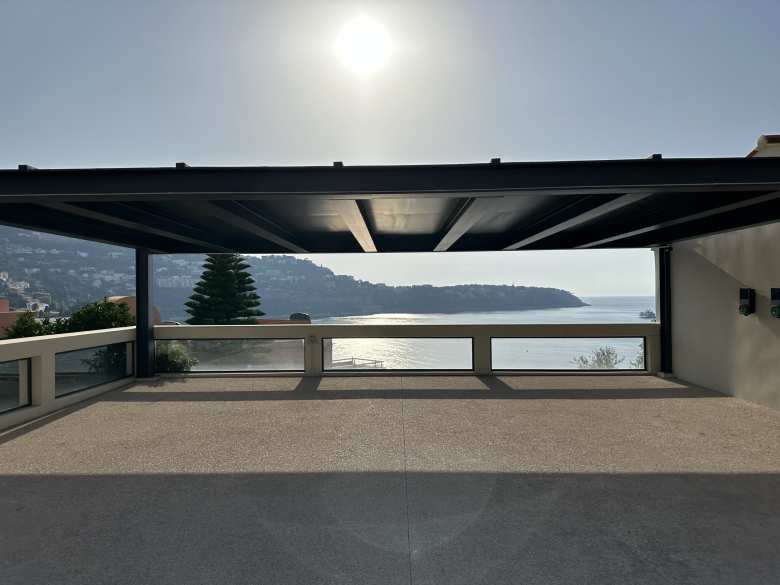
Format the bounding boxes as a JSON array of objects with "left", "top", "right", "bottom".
[
  {"left": 629, "top": 342, "right": 645, "bottom": 369},
  {"left": 3, "top": 300, "right": 135, "bottom": 339},
  {"left": 82, "top": 344, "right": 127, "bottom": 376},
  {"left": 155, "top": 342, "right": 198, "bottom": 373},
  {"left": 572, "top": 346, "right": 624, "bottom": 369},
  {"left": 3, "top": 312, "right": 44, "bottom": 338},
  {"left": 66, "top": 301, "right": 135, "bottom": 332}
]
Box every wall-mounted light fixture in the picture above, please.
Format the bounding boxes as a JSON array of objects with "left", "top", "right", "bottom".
[
  {"left": 739, "top": 288, "right": 756, "bottom": 316},
  {"left": 771, "top": 288, "right": 780, "bottom": 318}
]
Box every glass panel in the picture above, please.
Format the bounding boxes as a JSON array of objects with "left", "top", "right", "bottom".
[
  {"left": 324, "top": 338, "right": 472, "bottom": 370},
  {"left": 0, "top": 360, "right": 28, "bottom": 413},
  {"left": 492, "top": 338, "right": 646, "bottom": 370},
  {"left": 155, "top": 339, "right": 304, "bottom": 372},
  {"left": 55, "top": 343, "right": 129, "bottom": 397}
]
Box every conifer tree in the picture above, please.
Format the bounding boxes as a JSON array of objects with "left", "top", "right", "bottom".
[{"left": 185, "top": 254, "right": 264, "bottom": 324}]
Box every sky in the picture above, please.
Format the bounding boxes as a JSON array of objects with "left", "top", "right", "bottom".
[
  {"left": 296, "top": 250, "right": 656, "bottom": 297},
  {"left": 2, "top": 1, "right": 778, "bottom": 296}
]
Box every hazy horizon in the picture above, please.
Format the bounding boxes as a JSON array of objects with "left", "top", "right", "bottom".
[
  {"left": 3, "top": 223, "right": 655, "bottom": 298},
  {"left": 275, "top": 249, "right": 656, "bottom": 297}
]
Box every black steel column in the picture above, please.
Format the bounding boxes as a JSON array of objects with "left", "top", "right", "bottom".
[
  {"left": 135, "top": 248, "right": 155, "bottom": 378},
  {"left": 658, "top": 246, "right": 673, "bottom": 374}
]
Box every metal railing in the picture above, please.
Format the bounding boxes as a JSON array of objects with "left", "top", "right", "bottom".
[
  {"left": 329, "top": 357, "right": 386, "bottom": 369},
  {"left": 0, "top": 326, "right": 135, "bottom": 430},
  {"left": 0, "top": 322, "right": 661, "bottom": 431},
  {"left": 155, "top": 323, "right": 661, "bottom": 376}
]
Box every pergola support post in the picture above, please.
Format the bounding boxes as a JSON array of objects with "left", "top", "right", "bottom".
[
  {"left": 135, "top": 248, "right": 155, "bottom": 378},
  {"left": 657, "top": 246, "right": 673, "bottom": 374}
]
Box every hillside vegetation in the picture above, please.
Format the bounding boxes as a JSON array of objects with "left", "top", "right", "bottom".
[{"left": 0, "top": 227, "right": 587, "bottom": 320}]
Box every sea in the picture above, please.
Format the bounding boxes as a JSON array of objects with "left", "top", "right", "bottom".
[{"left": 315, "top": 296, "right": 656, "bottom": 371}]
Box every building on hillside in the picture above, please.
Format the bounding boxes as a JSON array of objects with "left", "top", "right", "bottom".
[
  {"left": 106, "top": 296, "right": 161, "bottom": 325},
  {"left": 25, "top": 301, "right": 50, "bottom": 318},
  {"left": 0, "top": 298, "right": 25, "bottom": 335}
]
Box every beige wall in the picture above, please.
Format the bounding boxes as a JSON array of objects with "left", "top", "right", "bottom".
[{"left": 671, "top": 222, "right": 780, "bottom": 408}]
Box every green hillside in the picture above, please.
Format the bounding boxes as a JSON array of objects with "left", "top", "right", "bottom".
[{"left": 0, "top": 227, "right": 587, "bottom": 320}]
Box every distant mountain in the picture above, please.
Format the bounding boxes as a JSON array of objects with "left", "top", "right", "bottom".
[
  {"left": 156, "top": 255, "right": 587, "bottom": 320},
  {"left": 0, "top": 227, "right": 587, "bottom": 320},
  {"left": 0, "top": 227, "right": 135, "bottom": 312}
]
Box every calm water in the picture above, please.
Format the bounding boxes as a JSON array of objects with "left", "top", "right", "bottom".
[
  {"left": 157, "top": 296, "right": 657, "bottom": 373},
  {"left": 315, "top": 296, "right": 656, "bottom": 370},
  {"left": 315, "top": 296, "right": 655, "bottom": 326}
]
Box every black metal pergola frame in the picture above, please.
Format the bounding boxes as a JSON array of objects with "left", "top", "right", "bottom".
[{"left": 2, "top": 155, "right": 779, "bottom": 376}]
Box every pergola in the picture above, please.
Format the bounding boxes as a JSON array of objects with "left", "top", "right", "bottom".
[{"left": 2, "top": 155, "right": 780, "bottom": 377}]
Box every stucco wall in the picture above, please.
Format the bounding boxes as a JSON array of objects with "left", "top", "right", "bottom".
[{"left": 671, "top": 222, "right": 780, "bottom": 409}]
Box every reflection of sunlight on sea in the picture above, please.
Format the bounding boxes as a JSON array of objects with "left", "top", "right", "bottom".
[
  {"left": 316, "top": 297, "right": 655, "bottom": 326},
  {"left": 320, "top": 297, "right": 654, "bottom": 370},
  {"left": 331, "top": 338, "right": 471, "bottom": 369}
]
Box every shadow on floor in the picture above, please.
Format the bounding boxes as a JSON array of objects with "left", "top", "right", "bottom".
[
  {"left": 107, "top": 375, "right": 725, "bottom": 402},
  {"left": 1, "top": 471, "right": 777, "bottom": 585}
]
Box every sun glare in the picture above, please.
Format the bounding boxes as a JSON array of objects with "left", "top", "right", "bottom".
[{"left": 334, "top": 15, "right": 394, "bottom": 77}]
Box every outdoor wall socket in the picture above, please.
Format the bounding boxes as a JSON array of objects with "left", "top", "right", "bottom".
[
  {"left": 771, "top": 288, "right": 780, "bottom": 318},
  {"left": 739, "top": 288, "right": 755, "bottom": 316}
]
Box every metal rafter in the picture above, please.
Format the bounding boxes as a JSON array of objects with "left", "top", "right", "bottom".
[
  {"left": 576, "top": 191, "right": 780, "bottom": 248},
  {"left": 434, "top": 197, "right": 504, "bottom": 252},
  {"left": 0, "top": 204, "right": 173, "bottom": 252},
  {"left": 503, "top": 193, "right": 653, "bottom": 250},
  {"left": 198, "top": 201, "right": 308, "bottom": 253},
  {"left": 38, "top": 202, "right": 235, "bottom": 253},
  {"left": 333, "top": 200, "right": 377, "bottom": 252}
]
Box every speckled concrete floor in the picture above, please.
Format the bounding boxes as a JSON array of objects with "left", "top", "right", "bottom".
[{"left": 1, "top": 375, "right": 778, "bottom": 584}]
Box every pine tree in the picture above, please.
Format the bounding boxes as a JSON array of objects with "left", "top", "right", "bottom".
[{"left": 185, "top": 254, "right": 265, "bottom": 324}]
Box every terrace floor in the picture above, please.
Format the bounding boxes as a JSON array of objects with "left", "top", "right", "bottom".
[{"left": 1, "top": 375, "right": 779, "bottom": 585}]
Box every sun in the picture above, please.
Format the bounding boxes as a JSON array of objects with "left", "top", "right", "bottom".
[{"left": 334, "top": 15, "right": 394, "bottom": 77}]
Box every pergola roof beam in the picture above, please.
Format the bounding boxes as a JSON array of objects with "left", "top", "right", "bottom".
[
  {"left": 199, "top": 201, "right": 308, "bottom": 253},
  {"left": 1, "top": 158, "right": 779, "bottom": 203},
  {"left": 0, "top": 204, "right": 172, "bottom": 252},
  {"left": 434, "top": 197, "right": 504, "bottom": 252},
  {"left": 503, "top": 193, "right": 653, "bottom": 250},
  {"left": 38, "top": 202, "right": 235, "bottom": 253},
  {"left": 577, "top": 191, "right": 780, "bottom": 248},
  {"left": 637, "top": 196, "right": 780, "bottom": 247},
  {"left": 333, "top": 200, "right": 377, "bottom": 252},
  {"left": 0, "top": 157, "right": 778, "bottom": 252}
]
